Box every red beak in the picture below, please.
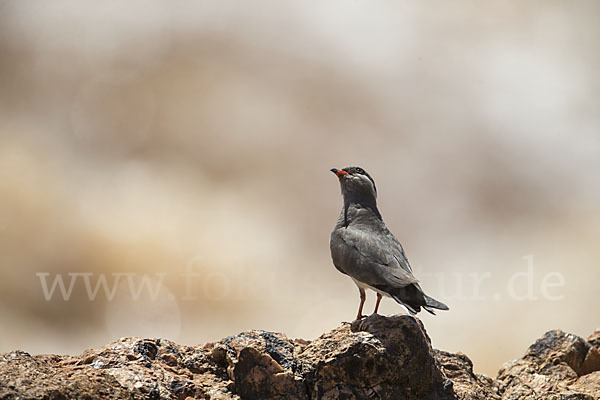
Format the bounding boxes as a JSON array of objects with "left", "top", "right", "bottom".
[{"left": 330, "top": 168, "right": 349, "bottom": 178}]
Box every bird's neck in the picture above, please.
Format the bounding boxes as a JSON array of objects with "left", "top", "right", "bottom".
[{"left": 342, "top": 196, "right": 382, "bottom": 227}]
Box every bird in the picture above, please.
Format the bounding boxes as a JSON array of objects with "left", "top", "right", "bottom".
[{"left": 329, "top": 166, "right": 449, "bottom": 320}]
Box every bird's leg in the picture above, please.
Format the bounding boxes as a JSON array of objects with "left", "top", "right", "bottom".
[
  {"left": 373, "top": 293, "right": 382, "bottom": 314},
  {"left": 356, "top": 288, "right": 366, "bottom": 320}
]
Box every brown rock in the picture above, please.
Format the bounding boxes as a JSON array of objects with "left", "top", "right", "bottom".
[
  {"left": 299, "top": 314, "right": 454, "bottom": 399},
  {"left": 1, "top": 317, "right": 599, "bottom": 400},
  {"left": 497, "top": 329, "right": 600, "bottom": 400},
  {"left": 586, "top": 329, "right": 600, "bottom": 348},
  {"left": 435, "top": 350, "right": 500, "bottom": 400}
]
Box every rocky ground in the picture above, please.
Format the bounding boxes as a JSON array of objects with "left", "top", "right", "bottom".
[{"left": 1, "top": 314, "right": 599, "bottom": 400}]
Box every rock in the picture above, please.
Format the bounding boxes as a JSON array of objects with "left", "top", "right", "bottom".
[
  {"left": 497, "top": 330, "right": 600, "bottom": 400},
  {"left": 0, "top": 316, "right": 598, "bottom": 400},
  {"left": 300, "top": 314, "right": 453, "bottom": 399},
  {"left": 435, "top": 350, "right": 500, "bottom": 400}
]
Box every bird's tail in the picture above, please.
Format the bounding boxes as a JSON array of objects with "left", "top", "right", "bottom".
[
  {"left": 422, "top": 294, "right": 449, "bottom": 315},
  {"left": 424, "top": 294, "right": 449, "bottom": 310},
  {"left": 388, "top": 284, "right": 449, "bottom": 315}
]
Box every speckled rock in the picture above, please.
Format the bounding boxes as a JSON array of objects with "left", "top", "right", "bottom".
[
  {"left": 299, "top": 315, "right": 453, "bottom": 400},
  {"left": 0, "top": 316, "right": 598, "bottom": 400},
  {"left": 435, "top": 350, "right": 500, "bottom": 400},
  {"left": 497, "top": 329, "right": 600, "bottom": 400}
]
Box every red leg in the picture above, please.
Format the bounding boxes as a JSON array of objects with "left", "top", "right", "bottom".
[
  {"left": 356, "top": 288, "right": 366, "bottom": 320},
  {"left": 373, "top": 293, "right": 382, "bottom": 314}
]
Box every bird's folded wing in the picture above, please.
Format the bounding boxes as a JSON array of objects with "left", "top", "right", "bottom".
[
  {"left": 382, "top": 226, "right": 413, "bottom": 273},
  {"left": 331, "top": 226, "right": 419, "bottom": 288}
]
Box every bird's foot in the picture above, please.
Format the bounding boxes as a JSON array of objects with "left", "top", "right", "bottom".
[{"left": 355, "top": 314, "right": 367, "bottom": 321}]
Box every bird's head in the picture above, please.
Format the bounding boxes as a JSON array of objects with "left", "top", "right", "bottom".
[{"left": 330, "top": 166, "right": 377, "bottom": 203}]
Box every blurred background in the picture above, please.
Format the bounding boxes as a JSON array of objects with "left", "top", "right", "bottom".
[{"left": 1, "top": 0, "right": 599, "bottom": 375}]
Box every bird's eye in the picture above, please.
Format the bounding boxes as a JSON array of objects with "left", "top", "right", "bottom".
[{"left": 356, "top": 168, "right": 364, "bottom": 174}]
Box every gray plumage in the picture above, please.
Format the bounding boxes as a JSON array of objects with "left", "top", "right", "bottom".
[{"left": 329, "top": 166, "right": 449, "bottom": 319}]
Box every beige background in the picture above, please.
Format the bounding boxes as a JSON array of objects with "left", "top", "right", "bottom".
[{"left": 1, "top": 1, "right": 599, "bottom": 376}]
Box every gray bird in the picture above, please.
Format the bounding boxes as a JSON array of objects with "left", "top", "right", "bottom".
[{"left": 330, "top": 166, "right": 449, "bottom": 320}]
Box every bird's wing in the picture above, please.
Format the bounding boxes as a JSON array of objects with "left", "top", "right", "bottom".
[
  {"left": 330, "top": 226, "right": 418, "bottom": 289},
  {"left": 383, "top": 226, "right": 413, "bottom": 273}
]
